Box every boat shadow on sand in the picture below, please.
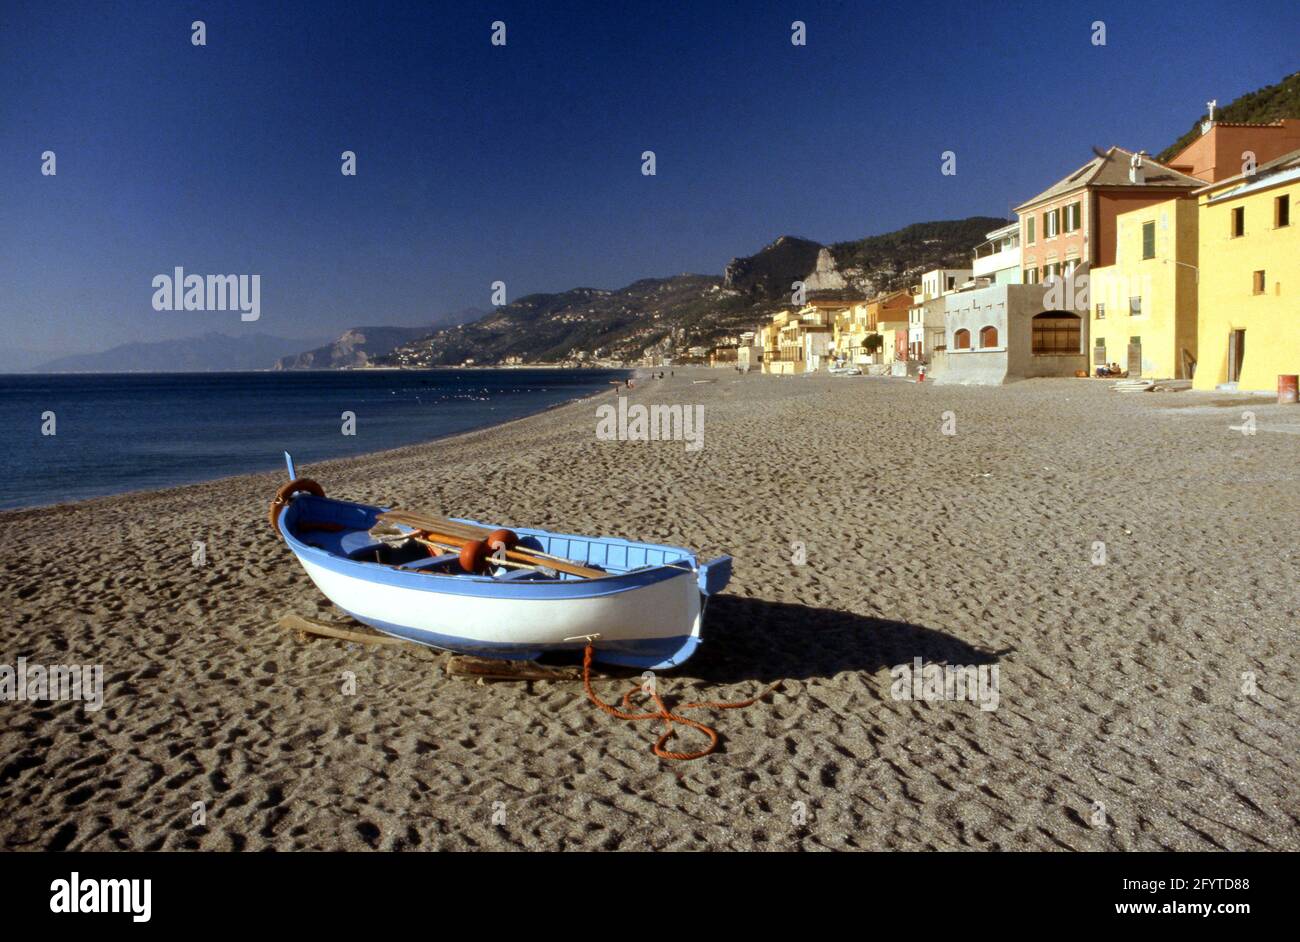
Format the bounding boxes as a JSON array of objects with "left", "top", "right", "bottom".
[{"left": 689, "top": 596, "right": 1005, "bottom": 685}]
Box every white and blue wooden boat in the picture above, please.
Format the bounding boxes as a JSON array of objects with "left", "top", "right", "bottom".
[{"left": 271, "top": 454, "right": 731, "bottom": 670}]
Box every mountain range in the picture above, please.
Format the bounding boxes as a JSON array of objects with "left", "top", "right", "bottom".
[
  {"left": 31, "top": 332, "right": 331, "bottom": 373},
  {"left": 272, "top": 309, "right": 486, "bottom": 369},
  {"left": 379, "top": 216, "right": 1008, "bottom": 367},
  {"left": 25, "top": 308, "right": 485, "bottom": 373}
]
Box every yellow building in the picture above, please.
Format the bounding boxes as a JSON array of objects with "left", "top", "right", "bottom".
[
  {"left": 830, "top": 303, "right": 871, "bottom": 364},
  {"left": 759, "top": 305, "right": 839, "bottom": 374},
  {"left": 758, "top": 312, "right": 789, "bottom": 373},
  {"left": 1088, "top": 197, "right": 1199, "bottom": 378},
  {"left": 1193, "top": 148, "right": 1300, "bottom": 391}
]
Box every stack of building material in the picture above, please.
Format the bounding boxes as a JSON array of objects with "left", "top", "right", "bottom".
[{"left": 1110, "top": 379, "right": 1156, "bottom": 393}]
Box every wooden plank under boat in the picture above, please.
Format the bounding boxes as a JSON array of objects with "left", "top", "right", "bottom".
[{"left": 271, "top": 454, "right": 731, "bottom": 670}]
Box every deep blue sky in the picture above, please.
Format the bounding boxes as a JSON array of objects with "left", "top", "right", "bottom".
[{"left": 2, "top": 0, "right": 1296, "bottom": 362}]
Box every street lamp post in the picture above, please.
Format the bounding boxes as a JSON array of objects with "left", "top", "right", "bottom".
[{"left": 1162, "top": 258, "right": 1200, "bottom": 284}]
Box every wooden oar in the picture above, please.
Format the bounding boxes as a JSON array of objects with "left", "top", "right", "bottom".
[
  {"left": 379, "top": 510, "right": 608, "bottom": 578},
  {"left": 381, "top": 520, "right": 602, "bottom": 579},
  {"left": 390, "top": 512, "right": 596, "bottom": 568},
  {"left": 382, "top": 511, "right": 482, "bottom": 539},
  {"left": 382, "top": 510, "right": 516, "bottom": 545},
  {"left": 421, "top": 528, "right": 605, "bottom": 579},
  {"left": 411, "top": 536, "right": 543, "bottom": 572}
]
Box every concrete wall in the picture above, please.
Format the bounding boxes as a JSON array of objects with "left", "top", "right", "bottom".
[
  {"left": 930, "top": 349, "right": 1010, "bottom": 384},
  {"left": 931, "top": 282, "right": 1087, "bottom": 384}
]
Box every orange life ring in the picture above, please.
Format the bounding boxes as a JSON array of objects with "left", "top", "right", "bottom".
[{"left": 268, "top": 478, "right": 325, "bottom": 534}]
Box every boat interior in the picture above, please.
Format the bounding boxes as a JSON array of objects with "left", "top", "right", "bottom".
[{"left": 284, "top": 494, "right": 694, "bottom": 581}]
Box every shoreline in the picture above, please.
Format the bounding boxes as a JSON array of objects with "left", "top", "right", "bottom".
[{"left": 2, "top": 368, "right": 1296, "bottom": 850}]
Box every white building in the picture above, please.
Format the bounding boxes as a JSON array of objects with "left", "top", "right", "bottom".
[
  {"left": 908, "top": 268, "right": 971, "bottom": 363},
  {"left": 735, "top": 331, "right": 761, "bottom": 372},
  {"left": 971, "top": 222, "right": 1023, "bottom": 285}
]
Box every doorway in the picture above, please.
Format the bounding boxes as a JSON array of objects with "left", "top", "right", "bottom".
[
  {"left": 1228, "top": 329, "right": 1246, "bottom": 383},
  {"left": 1126, "top": 336, "right": 1142, "bottom": 378}
]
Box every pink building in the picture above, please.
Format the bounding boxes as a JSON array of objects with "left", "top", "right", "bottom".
[{"left": 1015, "top": 148, "right": 1203, "bottom": 283}]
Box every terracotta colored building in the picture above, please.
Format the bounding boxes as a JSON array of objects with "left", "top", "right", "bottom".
[
  {"left": 1165, "top": 118, "right": 1300, "bottom": 184},
  {"left": 864, "top": 289, "right": 912, "bottom": 332}
]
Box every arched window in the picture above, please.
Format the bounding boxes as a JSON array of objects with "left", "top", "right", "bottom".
[
  {"left": 979, "top": 325, "right": 998, "bottom": 348},
  {"left": 953, "top": 328, "right": 971, "bottom": 350},
  {"left": 1031, "top": 311, "right": 1082, "bottom": 355}
]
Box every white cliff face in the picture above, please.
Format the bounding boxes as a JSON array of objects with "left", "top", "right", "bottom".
[{"left": 801, "top": 248, "right": 849, "bottom": 292}]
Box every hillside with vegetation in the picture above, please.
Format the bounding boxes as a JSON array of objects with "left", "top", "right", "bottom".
[
  {"left": 379, "top": 216, "right": 1007, "bottom": 367},
  {"left": 1157, "top": 70, "right": 1300, "bottom": 163}
]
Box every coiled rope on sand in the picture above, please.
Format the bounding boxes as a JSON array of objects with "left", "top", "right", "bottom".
[{"left": 581, "top": 644, "right": 782, "bottom": 761}]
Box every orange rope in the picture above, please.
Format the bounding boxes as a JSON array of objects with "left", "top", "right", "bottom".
[{"left": 582, "top": 644, "right": 782, "bottom": 761}]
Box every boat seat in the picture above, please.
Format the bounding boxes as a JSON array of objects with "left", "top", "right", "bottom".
[
  {"left": 298, "top": 527, "right": 386, "bottom": 559},
  {"left": 401, "top": 553, "right": 459, "bottom": 571},
  {"left": 341, "top": 530, "right": 386, "bottom": 559}
]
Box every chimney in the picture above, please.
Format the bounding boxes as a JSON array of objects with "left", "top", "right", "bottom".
[
  {"left": 1129, "top": 151, "right": 1146, "bottom": 185},
  {"left": 1201, "top": 99, "right": 1217, "bottom": 136}
]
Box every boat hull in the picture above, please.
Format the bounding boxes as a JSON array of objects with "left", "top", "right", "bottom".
[
  {"left": 293, "top": 551, "right": 705, "bottom": 669},
  {"left": 278, "top": 493, "right": 727, "bottom": 670}
]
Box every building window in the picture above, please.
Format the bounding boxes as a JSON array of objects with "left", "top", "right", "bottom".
[
  {"left": 1044, "top": 208, "right": 1060, "bottom": 238},
  {"left": 1031, "top": 313, "right": 1081, "bottom": 355},
  {"left": 1095, "top": 303, "right": 1106, "bottom": 320},
  {"left": 954, "top": 328, "right": 971, "bottom": 350},
  {"left": 1063, "top": 202, "right": 1081, "bottom": 232},
  {"left": 1024, "top": 267, "right": 1040, "bottom": 284},
  {"left": 1253, "top": 270, "right": 1266, "bottom": 295},
  {"left": 978, "top": 325, "right": 998, "bottom": 348},
  {"left": 1231, "top": 206, "right": 1245, "bottom": 237},
  {"left": 1277, "top": 195, "right": 1291, "bottom": 228},
  {"left": 1142, "top": 220, "right": 1155, "bottom": 259},
  {"left": 1129, "top": 296, "right": 1142, "bottom": 316},
  {"left": 946, "top": 276, "right": 956, "bottom": 291},
  {"left": 1026, "top": 217, "right": 1036, "bottom": 245}
]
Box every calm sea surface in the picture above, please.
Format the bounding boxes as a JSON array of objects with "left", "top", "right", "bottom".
[{"left": 0, "top": 369, "right": 625, "bottom": 509}]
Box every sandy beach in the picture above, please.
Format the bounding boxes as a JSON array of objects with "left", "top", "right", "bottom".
[{"left": 1, "top": 369, "right": 1297, "bottom": 851}]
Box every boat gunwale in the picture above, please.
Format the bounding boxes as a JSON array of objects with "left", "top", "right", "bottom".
[{"left": 279, "top": 495, "right": 702, "bottom": 601}]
